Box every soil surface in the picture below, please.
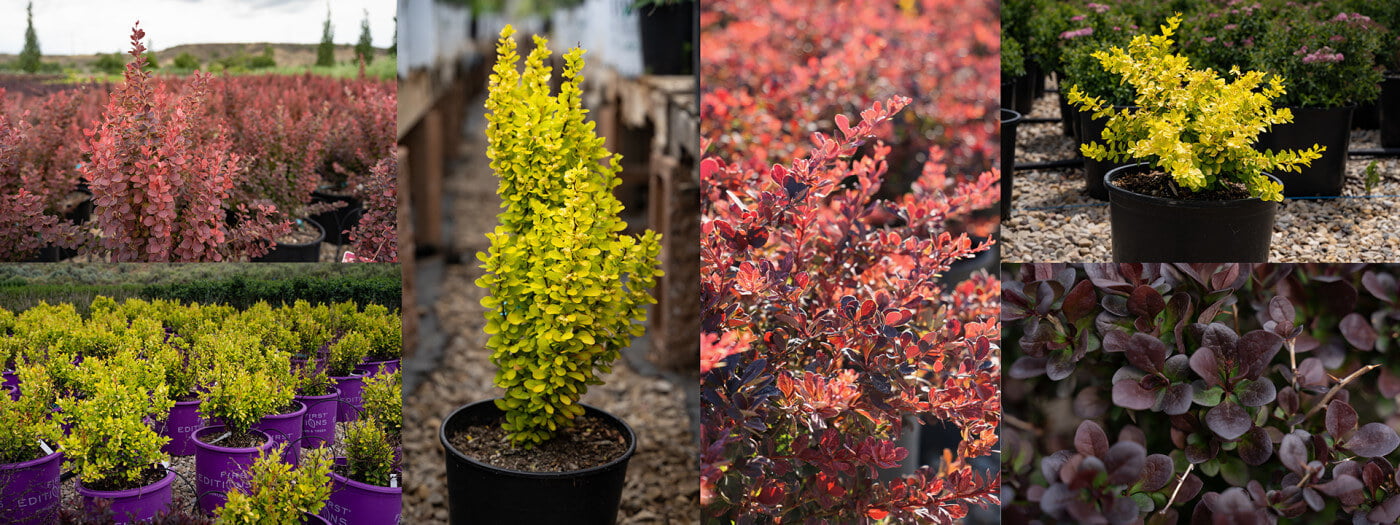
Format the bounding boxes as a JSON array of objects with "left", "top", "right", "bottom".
[
  {"left": 197, "top": 429, "right": 265, "bottom": 449},
  {"left": 448, "top": 413, "right": 629, "bottom": 472},
  {"left": 1115, "top": 170, "right": 1251, "bottom": 201}
]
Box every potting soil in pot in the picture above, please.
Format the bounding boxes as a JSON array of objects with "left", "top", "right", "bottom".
[
  {"left": 447, "top": 414, "right": 628, "bottom": 472},
  {"left": 1111, "top": 170, "right": 1251, "bottom": 201}
]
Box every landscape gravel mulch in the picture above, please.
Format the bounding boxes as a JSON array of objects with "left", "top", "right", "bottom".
[
  {"left": 399, "top": 100, "right": 699, "bottom": 524},
  {"left": 1003, "top": 82, "right": 1400, "bottom": 263}
]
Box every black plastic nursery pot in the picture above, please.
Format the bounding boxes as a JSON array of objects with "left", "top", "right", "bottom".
[
  {"left": 251, "top": 219, "right": 325, "bottom": 263},
  {"left": 1382, "top": 76, "right": 1400, "bottom": 148},
  {"left": 1256, "top": 105, "right": 1355, "bottom": 197},
  {"left": 1078, "top": 107, "right": 1135, "bottom": 201},
  {"left": 1106, "top": 163, "right": 1279, "bottom": 262},
  {"left": 1011, "top": 75, "right": 1034, "bottom": 116},
  {"left": 1057, "top": 89, "right": 1079, "bottom": 139},
  {"left": 1000, "top": 108, "right": 1023, "bottom": 219},
  {"left": 439, "top": 399, "right": 636, "bottom": 525},
  {"left": 310, "top": 191, "right": 363, "bottom": 245},
  {"left": 637, "top": 1, "right": 696, "bottom": 76},
  {"left": 1001, "top": 79, "right": 1016, "bottom": 115}
]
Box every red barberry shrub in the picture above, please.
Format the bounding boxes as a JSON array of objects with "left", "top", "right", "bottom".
[
  {"left": 80, "top": 23, "right": 288, "bottom": 261},
  {"left": 344, "top": 153, "right": 397, "bottom": 262},
  {"left": 700, "top": 96, "right": 1001, "bottom": 522},
  {"left": 0, "top": 103, "right": 73, "bottom": 261},
  {"left": 1003, "top": 264, "right": 1400, "bottom": 525}
]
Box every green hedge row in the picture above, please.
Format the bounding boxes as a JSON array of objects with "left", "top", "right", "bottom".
[{"left": 140, "top": 275, "right": 401, "bottom": 310}]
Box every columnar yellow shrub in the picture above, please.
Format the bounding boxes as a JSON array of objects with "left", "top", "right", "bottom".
[{"left": 477, "top": 25, "right": 662, "bottom": 447}]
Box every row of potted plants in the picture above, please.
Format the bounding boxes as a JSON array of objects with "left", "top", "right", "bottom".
[
  {"left": 0, "top": 296, "right": 402, "bottom": 523},
  {"left": 0, "top": 23, "right": 397, "bottom": 263}
]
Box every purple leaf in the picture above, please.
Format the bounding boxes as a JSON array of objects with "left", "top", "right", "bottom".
[
  {"left": 1368, "top": 495, "right": 1400, "bottom": 524},
  {"left": 1205, "top": 401, "right": 1252, "bottom": 440},
  {"left": 1125, "top": 333, "right": 1168, "bottom": 374},
  {"left": 1063, "top": 280, "right": 1097, "bottom": 322},
  {"left": 1201, "top": 323, "right": 1239, "bottom": 354},
  {"left": 1039, "top": 483, "right": 1072, "bottom": 516},
  {"left": 1009, "top": 357, "right": 1048, "bottom": 379},
  {"left": 1237, "top": 426, "right": 1273, "bottom": 466},
  {"left": 1159, "top": 383, "right": 1193, "bottom": 415},
  {"left": 1326, "top": 399, "right": 1358, "bottom": 440},
  {"left": 1102, "top": 329, "right": 1130, "bottom": 353},
  {"left": 1112, "top": 379, "right": 1158, "bottom": 411},
  {"left": 1302, "top": 487, "right": 1324, "bottom": 511},
  {"left": 1105, "top": 441, "right": 1147, "bottom": 485},
  {"left": 1073, "top": 387, "right": 1109, "bottom": 419},
  {"left": 1340, "top": 313, "right": 1377, "bottom": 351},
  {"left": 1140, "top": 454, "right": 1175, "bottom": 491},
  {"left": 1236, "top": 330, "right": 1283, "bottom": 379},
  {"left": 1363, "top": 271, "right": 1398, "bottom": 303},
  {"left": 1267, "top": 296, "right": 1295, "bottom": 327},
  {"left": 1348, "top": 423, "right": 1400, "bottom": 458},
  {"left": 1041, "top": 450, "right": 1074, "bottom": 483},
  {"left": 1046, "top": 349, "right": 1077, "bottom": 381},
  {"left": 1105, "top": 494, "right": 1139, "bottom": 525},
  {"left": 1315, "top": 475, "right": 1363, "bottom": 498},
  {"left": 1075, "top": 420, "right": 1110, "bottom": 458},
  {"left": 1127, "top": 285, "right": 1166, "bottom": 319},
  {"left": 1279, "top": 434, "right": 1308, "bottom": 475},
  {"left": 1234, "top": 379, "right": 1276, "bottom": 407},
  {"left": 1189, "top": 348, "right": 1222, "bottom": 388}
]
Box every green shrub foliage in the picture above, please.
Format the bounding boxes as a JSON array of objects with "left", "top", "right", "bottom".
[
  {"left": 477, "top": 25, "right": 661, "bottom": 447},
  {"left": 341, "top": 418, "right": 395, "bottom": 487},
  {"left": 216, "top": 444, "right": 333, "bottom": 524},
  {"left": 361, "top": 368, "right": 402, "bottom": 434},
  {"left": 57, "top": 349, "right": 173, "bottom": 486}
]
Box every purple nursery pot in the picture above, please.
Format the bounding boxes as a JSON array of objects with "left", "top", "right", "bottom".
[
  {"left": 74, "top": 467, "right": 176, "bottom": 524},
  {"left": 319, "top": 459, "right": 402, "bottom": 525},
  {"left": 2, "top": 369, "right": 18, "bottom": 392},
  {"left": 355, "top": 358, "right": 400, "bottom": 378},
  {"left": 253, "top": 401, "right": 307, "bottom": 466},
  {"left": 303, "top": 512, "right": 331, "bottom": 524},
  {"left": 331, "top": 371, "right": 368, "bottom": 423},
  {"left": 0, "top": 449, "right": 63, "bottom": 524},
  {"left": 3, "top": 383, "right": 16, "bottom": 401},
  {"left": 296, "top": 387, "right": 341, "bottom": 449},
  {"left": 193, "top": 426, "right": 273, "bottom": 515},
  {"left": 160, "top": 399, "right": 204, "bottom": 456}
]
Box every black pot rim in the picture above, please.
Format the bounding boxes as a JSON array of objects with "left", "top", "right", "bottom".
[
  {"left": 1000, "top": 108, "right": 1023, "bottom": 124},
  {"left": 1105, "top": 162, "right": 1280, "bottom": 208},
  {"left": 275, "top": 218, "right": 326, "bottom": 248},
  {"left": 439, "top": 398, "right": 637, "bottom": 480},
  {"left": 1275, "top": 103, "right": 1358, "bottom": 111}
]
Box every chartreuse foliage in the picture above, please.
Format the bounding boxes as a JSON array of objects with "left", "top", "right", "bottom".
[
  {"left": 361, "top": 368, "right": 402, "bottom": 434},
  {"left": 57, "top": 348, "right": 173, "bottom": 486},
  {"left": 216, "top": 444, "right": 333, "bottom": 525},
  {"left": 476, "top": 26, "right": 661, "bottom": 447},
  {"left": 1067, "top": 15, "right": 1323, "bottom": 202},
  {"left": 0, "top": 362, "right": 61, "bottom": 464},
  {"left": 327, "top": 331, "right": 370, "bottom": 377},
  {"left": 342, "top": 418, "right": 395, "bottom": 487}
]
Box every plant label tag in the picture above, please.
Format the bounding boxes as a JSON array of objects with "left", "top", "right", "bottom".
[
  {"left": 37, "top": 440, "right": 53, "bottom": 455},
  {"left": 211, "top": 432, "right": 231, "bottom": 444},
  {"left": 391, "top": 474, "right": 398, "bottom": 488}
]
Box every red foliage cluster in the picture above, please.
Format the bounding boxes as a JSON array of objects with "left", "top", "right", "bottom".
[
  {"left": 80, "top": 24, "right": 284, "bottom": 262},
  {"left": 700, "top": 94, "right": 1001, "bottom": 521},
  {"left": 345, "top": 153, "right": 398, "bottom": 263},
  {"left": 0, "top": 23, "right": 396, "bottom": 262},
  {"left": 701, "top": 0, "right": 999, "bottom": 181},
  {"left": 0, "top": 102, "right": 69, "bottom": 259}
]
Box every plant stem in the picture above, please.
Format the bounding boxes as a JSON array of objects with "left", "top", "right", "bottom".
[
  {"left": 1286, "top": 337, "right": 1298, "bottom": 391},
  {"left": 1160, "top": 463, "right": 1194, "bottom": 513},
  {"left": 1302, "top": 364, "right": 1380, "bottom": 421},
  {"left": 1004, "top": 413, "right": 1041, "bottom": 436}
]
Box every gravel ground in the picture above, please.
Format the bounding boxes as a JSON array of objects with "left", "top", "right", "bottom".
[
  {"left": 398, "top": 96, "right": 699, "bottom": 524},
  {"left": 1003, "top": 81, "right": 1400, "bottom": 262}
]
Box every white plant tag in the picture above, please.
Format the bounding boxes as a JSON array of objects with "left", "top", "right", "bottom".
[
  {"left": 210, "top": 432, "right": 231, "bottom": 444},
  {"left": 37, "top": 440, "right": 53, "bottom": 455},
  {"left": 390, "top": 474, "right": 398, "bottom": 488}
]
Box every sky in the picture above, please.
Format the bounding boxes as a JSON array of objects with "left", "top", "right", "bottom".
[{"left": 0, "top": 0, "right": 395, "bottom": 55}]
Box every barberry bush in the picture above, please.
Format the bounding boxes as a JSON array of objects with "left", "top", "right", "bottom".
[
  {"left": 700, "top": 96, "right": 1001, "bottom": 521},
  {"left": 80, "top": 24, "right": 287, "bottom": 261},
  {"left": 1003, "top": 263, "right": 1400, "bottom": 524}
]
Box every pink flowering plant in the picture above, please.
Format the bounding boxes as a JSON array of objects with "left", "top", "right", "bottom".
[
  {"left": 1180, "top": 1, "right": 1271, "bottom": 73},
  {"left": 1254, "top": 7, "right": 1384, "bottom": 108}
]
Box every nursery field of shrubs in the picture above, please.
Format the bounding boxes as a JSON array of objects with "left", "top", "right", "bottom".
[
  {"left": 1, "top": 24, "right": 397, "bottom": 263},
  {"left": 0, "top": 295, "right": 403, "bottom": 523}
]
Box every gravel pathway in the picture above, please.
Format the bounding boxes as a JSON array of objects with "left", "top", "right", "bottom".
[
  {"left": 399, "top": 96, "right": 699, "bottom": 524},
  {"left": 1003, "top": 82, "right": 1400, "bottom": 262}
]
